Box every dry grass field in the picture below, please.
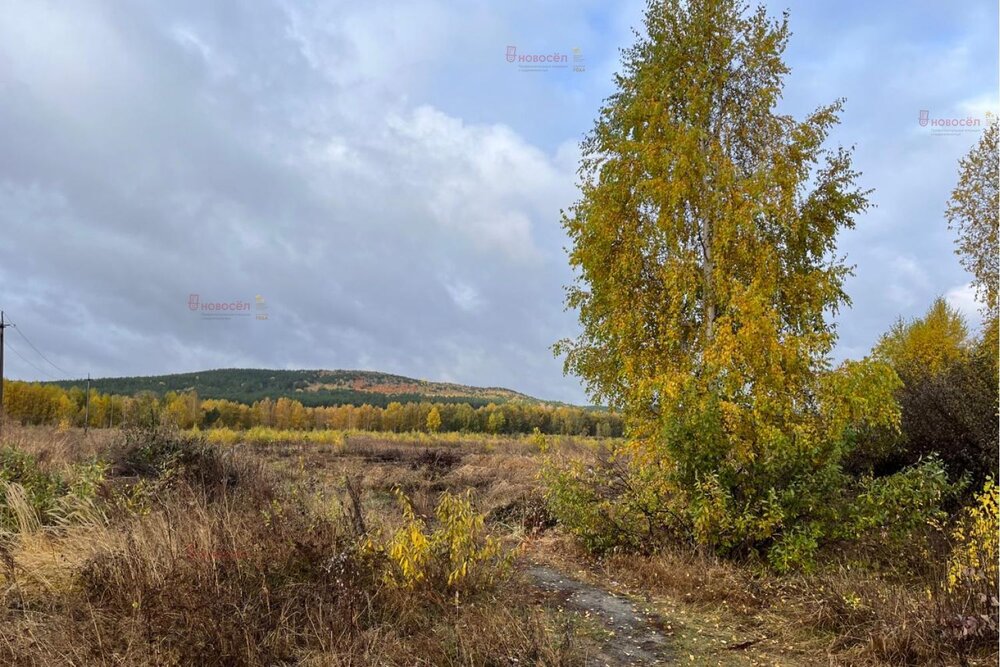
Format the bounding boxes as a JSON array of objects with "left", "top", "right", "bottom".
[{"left": 0, "top": 425, "right": 995, "bottom": 666}]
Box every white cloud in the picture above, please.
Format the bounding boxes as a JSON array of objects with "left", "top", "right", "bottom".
[
  {"left": 957, "top": 93, "right": 1000, "bottom": 119},
  {"left": 945, "top": 282, "right": 983, "bottom": 328},
  {"left": 880, "top": 254, "right": 933, "bottom": 309},
  {"left": 444, "top": 281, "right": 483, "bottom": 312}
]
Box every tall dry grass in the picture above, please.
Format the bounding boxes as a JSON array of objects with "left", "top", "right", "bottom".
[{"left": 0, "top": 425, "right": 579, "bottom": 666}]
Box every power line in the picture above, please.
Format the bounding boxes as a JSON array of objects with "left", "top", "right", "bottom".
[
  {"left": 3, "top": 313, "right": 78, "bottom": 378},
  {"left": 0, "top": 310, "right": 91, "bottom": 438},
  {"left": 3, "top": 337, "right": 60, "bottom": 380}
]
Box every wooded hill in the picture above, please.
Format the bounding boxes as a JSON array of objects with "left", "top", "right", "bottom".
[{"left": 47, "top": 368, "right": 557, "bottom": 409}]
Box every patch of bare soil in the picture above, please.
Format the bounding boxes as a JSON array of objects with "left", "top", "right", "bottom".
[{"left": 527, "top": 563, "right": 673, "bottom": 666}]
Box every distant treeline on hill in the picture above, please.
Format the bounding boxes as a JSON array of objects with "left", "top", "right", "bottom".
[
  {"left": 1, "top": 380, "right": 623, "bottom": 437},
  {"left": 45, "top": 368, "right": 538, "bottom": 409}
]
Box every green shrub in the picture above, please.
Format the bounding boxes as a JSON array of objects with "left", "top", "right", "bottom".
[
  {"left": 542, "top": 452, "right": 654, "bottom": 553},
  {"left": 0, "top": 447, "right": 107, "bottom": 531},
  {"left": 544, "top": 445, "right": 959, "bottom": 572},
  {"left": 870, "top": 304, "right": 999, "bottom": 488},
  {"left": 0, "top": 447, "right": 67, "bottom": 529},
  {"left": 847, "top": 457, "right": 957, "bottom": 542}
]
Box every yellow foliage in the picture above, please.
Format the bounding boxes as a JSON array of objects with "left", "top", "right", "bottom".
[
  {"left": 202, "top": 426, "right": 345, "bottom": 448},
  {"left": 876, "top": 298, "right": 969, "bottom": 377},
  {"left": 373, "top": 489, "right": 509, "bottom": 592},
  {"left": 947, "top": 479, "right": 999, "bottom": 594},
  {"left": 425, "top": 406, "right": 442, "bottom": 433}
]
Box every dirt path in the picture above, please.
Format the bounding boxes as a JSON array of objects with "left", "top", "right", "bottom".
[{"left": 527, "top": 563, "right": 672, "bottom": 665}]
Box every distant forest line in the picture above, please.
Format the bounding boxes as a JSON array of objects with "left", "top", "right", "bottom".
[
  {"left": 45, "top": 368, "right": 542, "bottom": 409},
  {"left": 2, "top": 380, "right": 623, "bottom": 437}
]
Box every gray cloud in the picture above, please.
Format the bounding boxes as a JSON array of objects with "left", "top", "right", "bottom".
[
  {"left": 0, "top": 0, "right": 596, "bottom": 401},
  {"left": 0, "top": 0, "right": 995, "bottom": 403}
]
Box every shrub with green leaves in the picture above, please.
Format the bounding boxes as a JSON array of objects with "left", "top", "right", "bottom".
[
  {"left": 847, "top": 456, "right": 957, "bottom": 542},
  {"left": 544, "top": 422, "right": 961, "bottom": 573},
  {"left": 0, "top": 446, "right": 106, "bottom": 531},
  {"left": 542, "top": 452, "right": 656, "bottom": 553},
  {"left": 0, "top": 447, "right": 67, "bottom": 530},
  {"left": 868, "top": 301, "right": 998, "bottom": 488},
  {"left": 546, "top": 359, "right": 910, "bottom": 570}
]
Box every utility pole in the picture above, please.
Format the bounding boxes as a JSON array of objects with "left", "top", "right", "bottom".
[
  {"left": 84, "top": 373, "right": 91, "bottom": 435},
  {"left": 0, "top": 311, "right": 12, "bottom": 436}
]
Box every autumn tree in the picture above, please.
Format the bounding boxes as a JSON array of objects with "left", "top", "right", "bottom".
[
  {"left": 426, "top": 405, "right": 442, "bottom": 433},
  {"left": 486, "top": 409, "right": 506, "bottom": 434},
  {"left": 164, "top": 391, "right": 200, "bottom": 429},
  {"left": 289, "top": 400, "right": 310, "bottom": 430},
  {"left": 552, "top": 0, "right": 903, "bottom": 568},
  {"left": 873, "top": 299, "right": 998, "bottom": 487},
  {"left": 842, "top": 297, "right": 970, "bottom": 473},
  {"left": 876, "top": 297, "right": 969, "bottom": 376},
  {"left": 384, "top": 402, "right": 404, "bottom": 432},
  {"left": 454, "top": 403, "right": 476, "bottom": 432},
  {"left": 253, "top": 398, "right": 275, "bottom": 428},
  {"left": 947, "top": 120, "right": 998, "bottom": 320}
]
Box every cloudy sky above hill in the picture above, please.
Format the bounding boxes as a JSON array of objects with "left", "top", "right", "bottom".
[{"left": 0, "top": 0, "right": 996, "bottom": 403}]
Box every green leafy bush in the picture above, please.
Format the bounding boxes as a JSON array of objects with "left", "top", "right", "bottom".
[
  {"left": 869, "top": 303, "right": 998, "bottom": 488},
  {"left": 542, "top": 451, "right": 656, "bottom": 553},
  {"left": 544, "top": 443, "right": 959, "bottom": 572},
  {"left": 0, "top": 447, "right": 106, "bottom": 531},
  {"left": 847, "top": 457, "right": 957, "bottom": 542},
  {"left": 0, "top": 447, "right": 67, "bottom": 529}
]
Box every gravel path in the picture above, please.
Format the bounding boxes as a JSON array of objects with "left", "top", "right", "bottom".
[{"left": 527, "top": 564, "right": 672, "bottom": 666}]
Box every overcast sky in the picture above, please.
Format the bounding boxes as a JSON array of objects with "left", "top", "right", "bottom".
[{"left": 0, "top": 1, "right": 996, "bottom": 404}]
